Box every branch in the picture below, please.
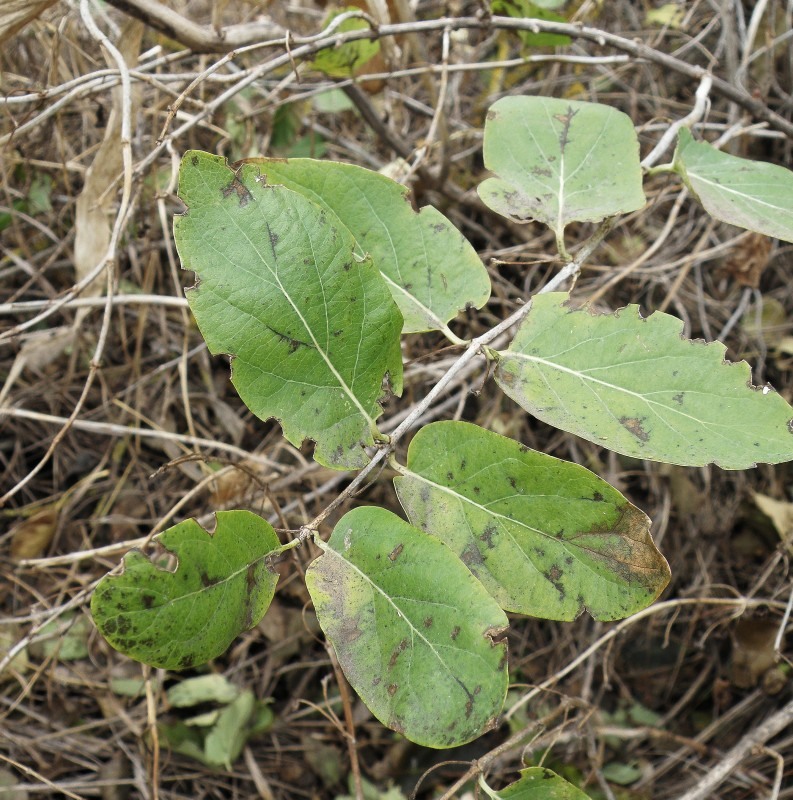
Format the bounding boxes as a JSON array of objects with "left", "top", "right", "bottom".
[{"left": 102, "top": 0, "right": 283, "bottom": 53}]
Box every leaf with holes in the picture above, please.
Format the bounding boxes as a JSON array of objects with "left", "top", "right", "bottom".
[
  {"left": 394, "top": 421, "right": 669, "bottom": 620},
  {"left": 674, "top": 127, "right": 793, "bottom": 243},
  {"left": 174, "top": 151, "right": 403, "bottom": 469},
  {"left": 494, "top": 292, "right": 793, "bottom": 468},
  {"left": 305, "top": 506, "right": 508, "bottom": 748},
  {"left": 91, "top": 511, "right": 280, "bottom": 670},
  {"left": 478, "top": 96, "right": 645, "bottom": 251},
  {"left": 249, "top": 157, "right": 491, "bottom": 335},
  {"left": 481, "top": 767, "right": 593, "bottom": 799}
]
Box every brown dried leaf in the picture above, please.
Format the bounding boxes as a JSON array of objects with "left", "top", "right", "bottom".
[
  {"left": 74, "top": 20, "right": 143, "bottom": 296},
  {"left": 722, "top": 231, "right": 773, "bottom": 288},
  {"left": 731, "top": 617, "right": 778, "bottom": 689},
  {"left": 10, "top": 506, "right": 58, "bottom": 560},
  {"left": 0, "top": 0, "right": 58, "bottom": 46}
]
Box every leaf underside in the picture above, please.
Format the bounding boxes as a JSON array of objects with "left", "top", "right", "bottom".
[
  {"left": 174, "top": 151, "right": 404, "bottom": 469},
  {"left": 305, "top": 507, "right": 509, "bottom": 749},
  {"left": 91, "top": 511, "right": 280, "bottom": 670},
  {"left": 478, "top": 96, "right": 645, "bottom": 238},
  {"left": 674, "top": 128, "right": 793, "bottom": 243},
  {"left": 248, "top": 157, "right": 491, "bottom": 334},
  {"left": 395, "top": 421, "right": 669, "bottom": 620},
  {"left": 495, "top": 292, "right": 793, "bottom": 469}
]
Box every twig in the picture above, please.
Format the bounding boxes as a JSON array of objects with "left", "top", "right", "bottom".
[
  {"left": 102, "top": 0, "right": 283, "bottom": 53},
  {"left": 641, "top": 74, "right": 713, "bottom": 169},
  {"left": 675, "top": 694, "right": 793, "bottom": 800}
]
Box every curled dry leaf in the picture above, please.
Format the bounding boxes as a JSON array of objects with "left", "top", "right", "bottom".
[{"left": 10, "top": 505, "right": 58, "bottom": 561}]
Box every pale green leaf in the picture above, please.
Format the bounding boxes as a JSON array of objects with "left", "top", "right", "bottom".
[
  {"left": 174, "top": 151, "right": 403, "bottom": 469},
  {"left": 674, "top": 128, "right": 793, "bottom": 243},
  {"left": 495, "top": 292, "right": 793, "bottom": 468},
  {"left": 167, "top": 675, "right": 240, "bottom": 707},
  {"left": 250, "top": 158, "right": 490, "bottom": 334},
  {"left": 91, "top": 510, "right": 281, "bottom": 670},
  {"left": 481, "top": 767, "right": 592, "bottom": 799},
  {"left": 394, "top": 421, "right": 669, "bottom": 620},
  {"left": 478, "top": 97, "right": 645, "bottom": 245},
  {"left": 305, "top": 507, "right": 508, "bottom": 748},
  {"left": 204, "top": 689, "right": 255, "bottom": 769},
  {"left": 313, "top": 7, "right": 380, "bottom": 78}
]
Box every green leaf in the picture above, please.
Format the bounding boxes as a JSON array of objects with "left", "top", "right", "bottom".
[
  {"left": 250, "top": 158, "right": 490, "bottom": 335},
  {"left": 204, "top": 689, "right": 255, "bottom": 769},
  {"left": 492, "top": 0, "right": 571, "bottom": 48},
  {"left": 674, "top": 128, "right": 793, "bottom": 243},
  {"left": 305, "top": 507, "right": 509, "bottom": 748},
  {"left": 313, "top": 7, "right": 380, "bottom": 78},
  {"left": 394, "top": 421, "right": 669, "bottom": 620},
  {"left": 494, "top": 292, "right": 793, "bottom": 468},
  {"left": 30, "top": 613, "right": 90, "bottom": 661},
  {"left": 174, "top": 151, "right": 403, "bottom": 469},
  {"left": 91, "top": 510, "right": 281, "bottom": 670},
  {"left": 478, "top": 97, "right": 645, "bottom": 252},
  {"left": 167, "top": 675, "right": 240, "bottom": 707},
  {"left": 481, "top": 767, "right": 593, "bottom": 799}
]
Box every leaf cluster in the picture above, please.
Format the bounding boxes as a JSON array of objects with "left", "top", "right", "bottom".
[{"left": 91, "top": 96, "right": 793, "bottom": 770}]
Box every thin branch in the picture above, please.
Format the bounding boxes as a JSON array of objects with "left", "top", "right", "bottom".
[{"left": 102, "top": 0, "right": 284, "bottom": 53}]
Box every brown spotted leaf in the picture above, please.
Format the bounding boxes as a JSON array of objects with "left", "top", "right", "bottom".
[
  {"left": 395, "top": 421, "right": 669, "bottom": 620},
  {"left": 495, "top": 292, "right": 793, "bottom": 468},
  {"left": 478, "top": 96, "right": 645, "bottom": 252},
  {"left": 91, "top": 511, "right": 280, "bottom": 670},
  {"left": 305, "top": 507, "right": 508, "bottom": 748},
  {"left": 174, "top": 151, "right": 403, "bottom": 470}
]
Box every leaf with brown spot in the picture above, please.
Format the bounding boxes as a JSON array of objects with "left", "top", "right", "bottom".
[
  {"left": 495, "top": 292, "right": 793, "bottom": 468},
  {"left": 91, "top": 511, "right": 280, "bottom": 670},
  {"left": 174, "top": 151, "right": 403, "bottom": 470},
  {"left": 242, "top": 157, "right": 490, "bottom": 335},
  {"left": 306, "top": 507, "right": 508, "bottom": 749},
  {"left": 395, "top": 421, "right": 670, "bottom": 621}
]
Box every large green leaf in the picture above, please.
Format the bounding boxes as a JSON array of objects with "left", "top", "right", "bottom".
[
  {"left": 481, "top": 767, "right": 592, "bottom": 799},
  {"left": 305, "top": 507, "right": 508, "bottom": 748},
  {"left": 494, "top": 292, "right": 793, "bottom": 468},
  {"left": 478, "top": 97, "right": 645, "bottom": 249},
  {"left": 174, "top": 151, "right": 403, "bottom": 470},
  {"left": 394, "top": 421, "right": 669, "bottom": 620},
  {"left": 249, "top": 158, "right": 491, "bottom": 335},
  {"left": 91, "top": 511, "right": 280, "bottom": 670},
  {"left": 674, "top": 127, "right": 793, "bottom": 243}
]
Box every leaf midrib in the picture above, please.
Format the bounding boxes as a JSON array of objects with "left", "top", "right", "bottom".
[{"left": 214, "top": 185, "right": 375, "bottom": 427}]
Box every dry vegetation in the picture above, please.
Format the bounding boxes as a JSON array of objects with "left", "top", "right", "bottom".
[{"left": 2, "top": 1, "right": 793, "bottom": 798}]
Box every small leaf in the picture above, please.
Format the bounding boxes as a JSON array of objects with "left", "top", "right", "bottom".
[
  {"left": 204, "top": 689, "right": 255, "bottom": 769},
  {"left": 174, "top": 151, "right": 403, "bottom": 469},
  {"left": 496, "top": 293, "right": 793, "bottom": 468},
  {"left": 478, "top": 97, "right": 645, "bottom": 247},
  {"left": 305, "top": 507, "right": 508, "bottom": 748},
  {"left": 250, "top": 158, "right": 490, "bottom": 334},
  {"left": 167, "top": 675, "right": 240, "bottom": 707},
  {"left": 30, "top": 613, "right": 91, "bottom": 661},
  {"left": 492, "top": 0, "right": 571, "bottom": 48},
  {"left": 674, "top": 128, "right": 793, "bottom": 243},
  {"left": 313, "top": 7, "right": 380, "bottom": 78},
  {"left": 91, "top": 510, "right": 281, "bottom": 670},
  {"left": 395, "top": 421, "right": 669, "bottom": 620},
  {"left": 481, "top": 767, "right": 593, "bottom": 799}
]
